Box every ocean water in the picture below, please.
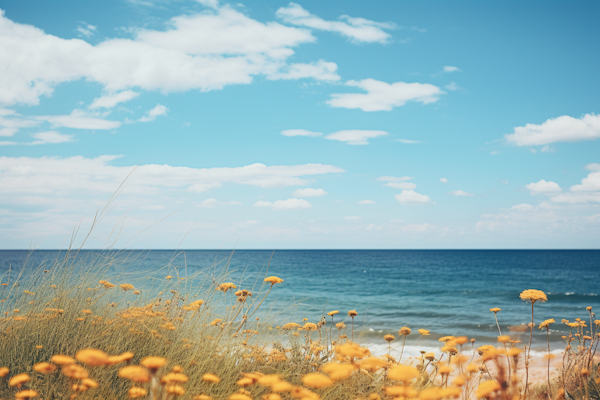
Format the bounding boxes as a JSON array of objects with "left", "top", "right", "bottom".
[{"left": 1, "top": 249, "right": 598, "bottom": 355}]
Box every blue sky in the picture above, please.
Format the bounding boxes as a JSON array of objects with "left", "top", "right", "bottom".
[{"left": 0, "top": 0, "right": 599, "bottom": 249}]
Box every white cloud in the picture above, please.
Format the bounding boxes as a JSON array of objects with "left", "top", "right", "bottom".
[
  {"left": 77, "top": 24, "right": 97, "bottom": 38},
  {"left": 344, "top": 216, "right": 361, "bottom": 220},
  {"left": 448, "top": 190, "right": 474, "bottom": 197},
  {"left": 384, "top": 182, "right": 416, "bottom": 190},
  {"left": 292, "top": 188, "right": 327, "bottom": 197},
  {"left": 0, "top": 113, "right": 42, "bottom": 137},
  {"left": 396, "top": 139, "right": 420, "bottom": 144},
  {"left": 0, "top": 141, "right": 17, "bottom": 146},
  {"left": 440, "top": 178, "right": 448, "bottom": 183},
  {"left": 0, "top": 5, "right": 332, "bottom": 107},
  {"left": 325, "top": 129, "right": 388, "bottom": 145},
  {"left": 443, "top": 66, "right": 460, "bottom": 73},
  {"left": 267, "top": 60, "right": 340, "bottom": 81},
  {"left": 511, "top": 203, "right": 534, "bottom": 212},
  {"left": 198, "top": 198, "right": 241, "bottom": 207},
  {"left": 526, "top": 179, "right": 562, "bottom": 195},
  {"left": 35, "top": 110, "right": 121, "bottom": 130},
  {"left": 570, "top": 171, "right": 600, "bottom": 192},
  {"left": 29, "top": 131, "right": 74, "bottom": 145},
  {"left": 0, "top": 156, "right": 345, "bottom": 196},
  {"left": 327, "top": 79, "right": 443, "bottom": 112},
  {"left": 139, "top": 104, "right": 168, "bottom": 122},
  {"left": 505, "top": 114, "right": 600, "bottom": 146},
  {"left": 253, "top": 198, "right": 312, "bottom": 210},
  {"left": 281, "top": 129, "right": 322, "bottom": 137},
  {"left": 394, "top": 190, "right": 434, "bottom": 205},
  {"left": 584, "top": 163, "right": 600, "bottom": 172},
  {"left": 276, "top": 3, "right": 394, "bottom": 44},
  {"left": 444, "top": 82, "right": 459, "bottom": 91},
  {"left": 89, "top": 90, "right": 140, "bottom": 109},
  {"left": 357, "top": 199, "right": 375, "bottom": 204}
]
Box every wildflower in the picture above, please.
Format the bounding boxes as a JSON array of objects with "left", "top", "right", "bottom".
[
  {"left": 119, "top": 366, "right": 151, "bottom": 382},
  {"left": 425, "top": 352, "right": 435, "bottom": 361},
  {"left": 182, "top": 299, "right": 204, "bottom": 311},
  {"left": 33, "top": 363, "right": 56, "bottom": 374},
  {"left": 216, "top": 282, "right": 237, "bottom": 292},
  {"left": 15, "top": 390, "right": 38, "bottom": 399},
  {"left": 327, "top": 310, "right": 339, "bottom": 316},
  {"left": 81, "top": 309, "right": 92, "bottom": 314},
  {"left": 519, "top": 289, "right": 547, "bottom": 304},
  {"left": 9, "top": 373, "right": 30, "bottom": 387},
  {"left": 302, "top": 373, "right": 332, "bottom": 388},
  {"left": 51, "top": 355, "right": 75, "bottom": 365},
  {"left": 202, "top": 373, "right": 220, "bottom": 383},
  {"left": 161, "top": 373, "right": 189, "bottom": 385},
  {"left": 134, "top": 291, "right": 140, "bottom": 295},
  {"left": 359, "top": 357, "right": 387, "bottom": 372},
  {"left": 282, "top": 322, "right": 301, "bottom": 331},
  {"left": 384, "top": 334, "right": 395, "bottom": 342},
  {"left": 336, "top": 342, "right": 370, "bottom": 359},
  {"left": 418, "top": 329, "right": 430, "bottom": 335},
  {"left": 497, "top": 335, "right": 511, "bottom": 343},
  {"left": 348, "top": 310, "right": 357, "bottom": 317},
  {"left": 321, "top": 362, "right": 355, "bottom": 380},
  {"left": 0, "top": 367, "right": 9, "bottom": 377},
  {"left": 107, "top": 352, "right": 134, "bottom": 365},
  {"left": 99, "top": 280, "right": 115, "bottom": 288},
  {"left": 303, "top": 323, "right": 318, "bottom": 331},
  {"left": 490, "top": 307, "right": 501, "bottom": 313},
  {"left": 82, "top": 378, "right": 98, "bottom": 388},
  {"left": 476, "top": 380, "right": 501, "bottom": 398},
  {"left": 62, "top": 364, "right": 88, "bottom": 379},
  {"left": 76, "top": 349, "right": 109, "bottom": 366},
  {"left": 166, "top": 276, "right": 173, "bottom": 280},
  {"left": 388, "top": 365, "right": 419, "bottom": 382},
  {"left": 120, "top": 284, "right": 135, "bottom": 291},
  {"left": 264, "top": 276, "right": 284, "bottom": 285},
  {"left": 539, "top": 318, "right": 555, "bottom": 329},
  {"left": 335, "top": 322, "right": 346, "bottom": 329},
  {"left": 399, "top": 327, "right": 411, "bottom": 336},
  {"left": 129, "top": 387, "right": 148, "bottom": 398},
  {"left": 384, "top": 386, "right": 418, "bottom": 397},
  {"left": 441, "top": 345, "right": 458, "bottom": 355},
  {"left": 166, "top": 385, "right": 185, "bottom": 396},
  {"left": 439, "top": 336, "right": 455, "bottom": 342},
  {"left": 141, "top": 356, "right": 167, "bottom": 372},
  {"left": 194, "top": 396, "right": 212, "bottom": 400},
  {"left": 23, "top": 290, "right": 35, "bottom": 295}
]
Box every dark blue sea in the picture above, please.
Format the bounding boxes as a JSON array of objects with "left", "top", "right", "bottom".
[{"left": 1, "top": 250, "right": 598, "bottom": 354}]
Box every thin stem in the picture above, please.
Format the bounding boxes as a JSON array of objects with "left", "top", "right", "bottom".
[
  {"left": 524, "top": 302, "right": 534, "bottom": 400},
  {"left": 399, "top": 336, "right": 406, "bottom": 363}
]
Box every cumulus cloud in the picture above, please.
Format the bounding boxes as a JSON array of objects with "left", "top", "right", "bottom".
[
  {"left": 440, "top": 178, "right": 448, "bottom": 183},
  {"left": 0, "top": 156, "right": 345, "bottom": 196},
  {"left": 139, "top": 104, "right": 168, "bottom": 122},
  {"left": 253, "top": 198, "right": 312, "bottom": 209},
  {"left": 526, "top": 179, "right": 562, "bottom": 195},
  {"left": 267, "top": 60, "right": 340, "bottom": 81},
  {"left": 292, "top": 188, "right": 327, "bottom": 197},
  {"left": 327, "top": 79, "right": 443, "bottom": 112},
  {"left": 448, "top": 190, "right": 474, "bottom": 197},
  {"left": 511, "top": 203, "right": 534, "bottom": 211},
  {"left": 276, "top": 3, "right": 394, "bottom": 44},
  {"left": 0, "top": 112, "right": 42, "bottom": 137},
  {"left": 394, "top": 190, "right": 434, "bottom": 205},
  {"left": 0, "top": 5, "right": 339, "bottom": 107},
  {"left": 325, "top": 130, "right": 388, "bottom": 145},
  {"left": 28, "top": 131, "right": 74, "bottom": 145},
  {"left": 281, "top": 129, "right": 322, "bottom": 137},
  {"left": 89, "top": 90, "right": 140, "bottom": 109},
  {"left": 505, "top": 114, "right": 600, "bottom": 146},
  {"left": 585, "top": 163, "right": 600, "bottom": 171},
  {"left": 357, "top": 199, "right": 375, "bottom": 204},
  {"left": 378, "top": 176, "right": 415, "bottom": 189},
  {"left": 384, "top": 182, "right": 416, "bottom": 190},
  {"left": 35, "top": 110, "right": 121, "bottom": 130},
  {"left": 443, "top": 66, "right": 460, "bottom": 73}
]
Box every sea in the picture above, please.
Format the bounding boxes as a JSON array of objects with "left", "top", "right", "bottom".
[{"left": 1, "top": 249, "right": 598, "bottom": 358}]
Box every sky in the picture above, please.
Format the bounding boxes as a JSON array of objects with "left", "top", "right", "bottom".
[{"left": 0, "top": 0, "right": 599, "bottom": 249}]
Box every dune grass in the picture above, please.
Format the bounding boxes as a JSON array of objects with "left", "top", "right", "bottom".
[{"left": 1, "top": 247, "right": 599, "bottom": 400}]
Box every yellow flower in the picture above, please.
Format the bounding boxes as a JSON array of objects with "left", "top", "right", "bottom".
[
  {"left": 76, "top": 349, "right": 109, "bottom": 366},
  {"left": 33, "top": 363, "right": 57, "bottom": 374},
  {"left": 82, "top": 378, "right": 98, "bottom": 388},
  {"left": 107, "top": 352, "right": 134, "bottom": 365},
  {"left": 302, "top": 372, "right": 332, "bottom": 388},
  {"left": 384, "top": 386, "right": 418, "bottom": 397},
  {"left": 166, "top": 385, "right": 185, "bottom": 396},
  {"left": 129, "top": 387, "right": 148, "bottom": 398},
  {"left": 490, "top": 307, "right": 501, "bottom": 313},
  {"left": 519, "top": 289, "right": 547, "bottom": 304},
  {"left": 539, "top": 318, "right": 555, "bottom": 329},
  {"left": 303, "top": 323, "right": 318, "bottom": 331},
  {"left": 50, "top": 355, "right": 75, "bottom": 365},
  {"left": 335, "top": 322, "right": 346, "bottom": 329},
  {"left": 140, "top": 356, "right": 167, "bottom": 372},
  {"left": 327, "top": 310, "right": 339, "bottom": 316},
  {"left": 264, "top": 276, "right": 284, "bottom": 285},
  {"left": 359, "top": 357, "right": 387, "bottom": 372},
  {"left": 418, "top": 329, "right": 430, "bottom": 335},
  {"left": 388, "top": 365, "right": 419, "bottom": 382},
  {"left": 62, "top": 364, "right": 88, "bottom": 379},
  {"left": 161, "top": 372, "right": 189, "bottom": 385},
  {"left": 166, "top": 275, "right": 173, "bottom": 280},
  {"left": 216, "top": 282, "right": 237, "bottom": 292},
  {"left": 119, "top": 366, "right": 151, "bottom": 382},
  {"left": 99, "top": 280, "right": 115, "bottom": 288},
  {"left": 384, "top": 334, "right": 395, "bottom": 342},
  {"left": 476, "top": 380, "right": 501, "bottom": 398},
  {"left": 0, "top": 367, "right": 10, "bottom": 377},
  {"left": 399, "top": 327, "right": 411, "bottom": 336},
  {"left": 120, "top": 284, "right": 135, "bottom": 291},
  {"left": 202, "top": 373, "right": 220, "bottom": 383},
  {"left": 15, "top": 390, "right": 38, "bottom": 399},
  {"left": 348, "top": 310, "right": 358, "bottom": 317},
  {"left": 9, "top": 373, "right": 30, "bottom": 387},
  {"left": 281, "top": 322, "right": 301, "bottom": 331},
  {"left": 439, "top": 336, "right": 455, "bottom": 342}
]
